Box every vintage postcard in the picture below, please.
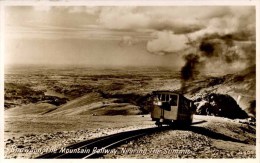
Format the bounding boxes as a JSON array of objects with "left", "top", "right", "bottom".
[{"left": 0, "top": 0, "right": 258, "bottom": 162}]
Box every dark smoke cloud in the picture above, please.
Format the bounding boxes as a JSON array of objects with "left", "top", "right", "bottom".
[
  {"left": 180, "top": 33, "right": 255, "bottom": 92},
  {"left": 181, "top": 53, "right": 200, "bottom": 81},
  {"left": 199, "top": 41, "right": 215, "bottom": 57},
  {"left": 180, "top": 53, "right": 201, "bottom": 93}
]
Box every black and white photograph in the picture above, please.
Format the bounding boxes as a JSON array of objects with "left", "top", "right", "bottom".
[{"left": 1, "top": 0, "right": 258, "bottom": 160}]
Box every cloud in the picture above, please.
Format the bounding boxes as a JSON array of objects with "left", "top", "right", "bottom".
[
  {"left": 96, "top": 6, "right": 255, "bottom": 57},
  {"left": 97, "top": 6, "right": 254, "bottom": 33},
  {"left": 5, "top": 6, "right": 256, "bottom": 69},
  {"left": 68, "top": 6, "right": 101, "bottom": 15},
  {"left": 144, "top": 6, "right": 255, "bottom": 55},
  {"left": 98, "top": 7, "right": 150, "bottom": 30},
  {"left": 119, "top": 36, "right": 140, "bottom": 47},
  {"left": 147, "top": 31, "right": 188, "bottom": 55},
  {"left": 189, "top": 6, "right": 255, "bottom": 40},
  {"left": 97, "top": 6, "right": 204, "bottom": 32},
  {"left": 96, "top": 7, "right": 237, "bottom": 32}
]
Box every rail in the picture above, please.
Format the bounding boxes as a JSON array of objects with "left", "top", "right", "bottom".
[{"left": 36, "top": 126, "right": 170, "bottom": 159}]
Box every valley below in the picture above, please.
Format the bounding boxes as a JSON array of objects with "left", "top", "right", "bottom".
[{"left": 4, "top": 65, "right": 256, "bottom": 159}]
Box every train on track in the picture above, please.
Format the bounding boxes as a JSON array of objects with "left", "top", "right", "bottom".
[{"left": 150, "top": 90, "right": 195, "bottom": 127}]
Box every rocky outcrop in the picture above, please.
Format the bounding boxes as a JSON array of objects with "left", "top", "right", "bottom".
[{"left": 194, "top": 93, "right": 248, "bottom": 119}]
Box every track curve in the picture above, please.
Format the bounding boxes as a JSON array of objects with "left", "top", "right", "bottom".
[{"left": 36, "top": 126, "right": 171, "bottom": 159}]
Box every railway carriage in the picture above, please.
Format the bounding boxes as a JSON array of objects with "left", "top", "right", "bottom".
[{"left": 151, "top": 91, "right": 195, "bottom": 127}]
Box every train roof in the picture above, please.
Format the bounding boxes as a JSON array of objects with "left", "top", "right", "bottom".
[
  {"left": 152, "top": 90, "right": 183, "bottom": 95},
  {"left": 152, "top": 90, "right": 191, "bottom": 101}
]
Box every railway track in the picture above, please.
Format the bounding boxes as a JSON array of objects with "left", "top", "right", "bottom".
[{"left": 36, "top": 126, "right": 170, "bottom": 159}]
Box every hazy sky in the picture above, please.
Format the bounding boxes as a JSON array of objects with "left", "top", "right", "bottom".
[{"left": 4, "top": 6, "right": 255, "bottom": 68}]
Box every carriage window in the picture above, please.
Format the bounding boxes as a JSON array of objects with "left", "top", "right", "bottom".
[
  {"left": 161, "top": 94, "right": 166, "bottom": 101},
  {"left": 165, "top": 95, "right": 170, "bottom": 101},
  {"left": 157, "top": 94, "right": 161, "bottom": 100},
  {"left": 154, "top": 94, "right": 171, "bottom": 102},
  {"left": 170, "top": 95, "right": 177, "bottom": 106}
]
